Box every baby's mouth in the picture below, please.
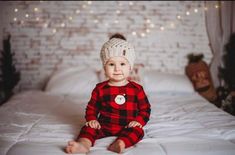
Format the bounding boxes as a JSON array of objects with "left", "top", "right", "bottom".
[{"left": 113, "top": 73, "right": 122, "bottom": 76}]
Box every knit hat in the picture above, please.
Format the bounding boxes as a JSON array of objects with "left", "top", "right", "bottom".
[{"left": 100, "top": 38, "right": 135, "bottom": 69}]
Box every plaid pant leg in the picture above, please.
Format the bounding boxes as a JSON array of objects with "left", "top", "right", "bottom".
[
  {"left": 76, "top": 125, "right": 104, "bottom": 146},
  {"left": 117, "top": 127, "right": 144, "bottom": 148}
]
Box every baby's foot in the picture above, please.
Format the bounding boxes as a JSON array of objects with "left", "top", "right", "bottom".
[
  {"left": 65, "top": 140, "right": 89, "bottom": 154},
  {"left": 108, "top": 140, "right": 125, "bottom": 153}
]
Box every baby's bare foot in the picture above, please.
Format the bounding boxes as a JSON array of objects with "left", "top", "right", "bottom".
[
  {"left": 65, "top": 140, "right": 89, "bottom": 154},
  {"left": 108, "top": 140, "right": 125, "bottom": 153}
]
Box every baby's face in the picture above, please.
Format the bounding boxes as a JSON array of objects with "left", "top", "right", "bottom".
[{"left": 104, "top": 56, "right": 131, "bottom": 83}]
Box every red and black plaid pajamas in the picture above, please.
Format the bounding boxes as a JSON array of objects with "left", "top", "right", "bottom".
[{"left": 77, "top": 80, "right": 151, "bottom": 148}]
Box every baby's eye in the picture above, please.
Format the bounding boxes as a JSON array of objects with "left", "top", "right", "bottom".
[
  {"left": 108, "top": 63, "right": 114, "bottom": 66},
  {"left": 120, "top": 63, "right": 126, "bottom": 66}
]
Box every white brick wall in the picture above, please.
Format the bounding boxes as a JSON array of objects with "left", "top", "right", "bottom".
[{"left": 0, "top": 1, "right": 212, "bottom": 91}]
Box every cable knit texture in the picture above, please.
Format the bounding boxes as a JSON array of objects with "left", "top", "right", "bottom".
[{"left": 100, "top": 38, "right": 135, "bottom": 69}]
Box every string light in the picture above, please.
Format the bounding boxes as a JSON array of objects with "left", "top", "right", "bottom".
[
  {"left": 160, "top": 26, "right": 165, "bottom": 31},
  {"left": 132, "top": 31, "right": 137, "bottom": 36},
  {"left": 68, "top": 16, "right": 73, "bottom": 20},
  {"left": 87, "top": 1, "right": 92, "bottom": 5},
  {"left": 170, "top": 22, "right": 175, "bottom": 28},
  {"left": 43, "top": 23, "right": 48, "bottom": 28},
  {"left": 116, "top": 10, "right": 120, "bottom": 14},
  {"left": 61, "top": 23, "right": 65, "bottom": 27},
  {"left": 146, "top": 29, "right": 150, "bottom": 33},
  {"left": 82, "top": 4, "right": 87, "bottom": 9},
  {"left": 34, "top": 7, "right": 39, "bottom": 12},
  {"left": 52, "top": 28, "right": 57, "bottom": 33},
  {"left": 76, "top": 9, "right": 80, "bottom": 14},
  {"left": 146, "top": 19, "right": 151, "bottom": 24},
  {"left": 150, "top": 23, "right": 155, "bottom": 28},
  {"left": 118, "top": 2, "right": 123, "bottom": 6},
  {"left": 177, "top": 15, "right": 181, "bottom": 19},
  {"left": 10, "top": 1, "right": 210, "bottom": 38},
  {"left": 140, "top": 32, "right": 146, "bottom": 37}
]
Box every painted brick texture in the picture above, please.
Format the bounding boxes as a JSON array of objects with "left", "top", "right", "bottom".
[{"left": 0, "top": 1, "right": 212, "bottom": 91}]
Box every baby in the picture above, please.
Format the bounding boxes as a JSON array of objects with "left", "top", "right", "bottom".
[{"left": 65, "top": 33, "right": 151, "bottom": 154}]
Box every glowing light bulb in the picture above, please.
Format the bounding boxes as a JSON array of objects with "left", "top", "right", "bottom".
[
  {"left": 146, "top": 19, "right": 151, "bottom": 23},
  {"left": 34, "top": 8, "right": 38, "bottom": 12},
  {"left": 170, "top": 23, "right": 175, "bottom": 28},
  {"left": 146, "top": 29, "right": 150, "bottom": 33},
  {"left": 129, "top": 2, "right": 133, "bottom": 6},
  {"left": 186, "top": 11, "right": 190, "bottom": 15},
  {"left": 61, "top": 23, "right": 65, "bottom": 27},
  {"left": 76, "top": 10, "right": 80, "bottom": 14},
  {"left": 87, "top": 1, "right": 92, "bottom": 5},
  {"left": 13, "top": 17, "right": 17, "bottom": 21},
  {"left": 177, "top": 15, "right": 181, "bottom": 19},
  {"left": 25, "top": 14, "right": 29, "bottom": 18},
  {"left": 116, "top": 10, "right": 120, "bottom": 14},
  {"left": 194, "top": 8, "right": 198, "bottom": 13},
  {"left": 14, "top": 8, "right": 18, "bottom": 12},
  {"left": 160, "top": 26, "right": 164, "bottom": 31},
  {"left": 114, "top": 20, "right": 119, "bottom": 24},
  {"left": 52, "top": 28, "right": 57, "bottom": 33},
  {"left": 204, "top": 7, "right": 208, "bottom": 11},
  {"left": 44, "top": 23, "right": 48, "bottom": 28},
  {"left": 69, "top": 16, "right": 73, "bottom": 20},
  {"left": 132, "top": 31, "right": 136, "bottom": 36},
  {"left": 215, "top": 5, "right": 219, "bottom": 9},
  {"left": 141, "top": 33, "right": 146, "bottom": 37},
  {"left": 150, "top": 23, "right": 155, "bottom": 28},
  {"left": 36, "top": 17, "right": 40, "bottom": 21}
]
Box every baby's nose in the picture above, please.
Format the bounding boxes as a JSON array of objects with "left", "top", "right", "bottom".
[{"left": 114, "top": 64, "right": 121, "bottom": 71}]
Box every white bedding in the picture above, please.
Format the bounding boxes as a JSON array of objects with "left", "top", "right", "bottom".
[{"left": 0, "top": 90, "right": 235, "bottom": 155}]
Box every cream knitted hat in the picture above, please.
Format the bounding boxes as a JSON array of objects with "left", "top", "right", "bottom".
[{"left": 100, "top": 38, "right": 135, "bottom": 69}]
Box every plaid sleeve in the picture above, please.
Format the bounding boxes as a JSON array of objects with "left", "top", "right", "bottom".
[
  {"left": 85, "top": 86, "right": 100, "bottom": 122},
  {"left": 135, "top": 87, "right": 151, "bottom": 126}
]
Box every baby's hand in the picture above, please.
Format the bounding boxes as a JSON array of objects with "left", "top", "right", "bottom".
[
  {"left": 126, "top": 121, "right": 142, "bottom": 128},
  {"left": 85, "top": 120, "right": 101, "bottom": 129}
]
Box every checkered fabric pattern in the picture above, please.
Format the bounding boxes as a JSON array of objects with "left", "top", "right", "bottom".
[{"left": 77, "top": 80, "right": 151, "bottom": 147}]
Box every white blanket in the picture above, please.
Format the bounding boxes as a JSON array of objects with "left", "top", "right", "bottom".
[{"left": 0, "top": 90, "right": 235, "bottom": 155}]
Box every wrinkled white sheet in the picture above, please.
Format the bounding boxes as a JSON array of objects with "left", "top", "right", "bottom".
[{"left": 0, "top": 91, "right": 235, "bottom": 155}]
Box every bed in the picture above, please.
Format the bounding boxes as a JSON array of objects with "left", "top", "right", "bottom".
[{"left": 0, "top": 66, "right": 235, "bottom": 155}]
